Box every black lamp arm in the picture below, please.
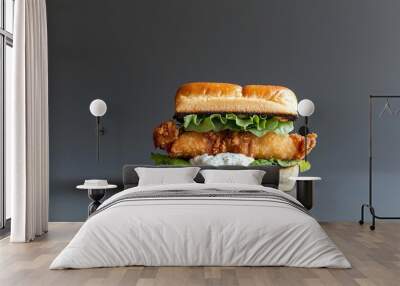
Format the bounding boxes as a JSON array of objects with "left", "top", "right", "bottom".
[
  {"left": 96, "top": 117, "right": 105, "bottom": 161},
  {"left": 304, "top": 116, "right": 308, "bottom": 162},
  {"left": 298, "top": 117, "right": 310, "bottom": 163},
  {"left": 97, "top": 117, "right": 105, "bottom": 135}
]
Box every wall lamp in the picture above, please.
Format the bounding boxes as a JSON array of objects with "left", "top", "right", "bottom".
[
  {"left": 297, "top": 99, "right": 315, "bottom": 163},
  {"left": 89, "top": 99, "right": 107, "bottom": 161}
]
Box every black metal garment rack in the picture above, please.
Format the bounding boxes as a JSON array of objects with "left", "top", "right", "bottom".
[{"left": 359, "top": 95, "right": 400, "bottom": 230}]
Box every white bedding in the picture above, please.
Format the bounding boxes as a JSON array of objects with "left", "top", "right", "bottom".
[{"left": 50, "top": 183, "right": 350, "bottom": 269}]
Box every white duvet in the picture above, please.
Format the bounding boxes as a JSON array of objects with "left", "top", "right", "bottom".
[{"left": 50, "top": 183, "right": 350, "bottom": 269}]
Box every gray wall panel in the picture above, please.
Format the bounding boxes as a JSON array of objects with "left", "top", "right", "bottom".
[{"left": 47, "top": 0, "right": 400, "bottom": 221}]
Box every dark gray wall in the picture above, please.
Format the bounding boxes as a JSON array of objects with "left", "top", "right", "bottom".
[{"left": 47, "top": 0, "right": 400, "bottom": 221}]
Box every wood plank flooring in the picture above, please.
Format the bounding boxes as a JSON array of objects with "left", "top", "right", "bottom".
[{"left": 0, "top": 222, "right": 399, "bottom": 286}]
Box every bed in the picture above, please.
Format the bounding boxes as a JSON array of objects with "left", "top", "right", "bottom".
[{"left": 50, "top": 165, "right": 350, "bottom": 269}]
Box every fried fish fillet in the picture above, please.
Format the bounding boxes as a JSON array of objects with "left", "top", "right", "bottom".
[{"left": 153, "top": 121, "right": 317, "bottom": 160}]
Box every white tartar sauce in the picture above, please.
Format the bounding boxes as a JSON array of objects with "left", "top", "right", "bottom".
[{"left": 190, "top": 153, "right": 254, "bottom": 166}]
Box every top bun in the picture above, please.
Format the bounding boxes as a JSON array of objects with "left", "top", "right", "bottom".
[{"left": 175, "top": 82, "right": 298, "bottom": 118}]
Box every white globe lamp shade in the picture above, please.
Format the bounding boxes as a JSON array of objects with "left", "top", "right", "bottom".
[
  {"left": 298, "top": 99, "right": 315, "bottom": 117},
  {"left": 89, "top": 99, "right": 107, "bottom": 117}
]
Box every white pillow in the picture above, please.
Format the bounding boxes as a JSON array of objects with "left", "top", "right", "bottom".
[
  {"left": 200, "top": 169, "right": 266, "bottom": 185},
  {"left": 135, "top": 167, "right": 200, "bottom": 186}
]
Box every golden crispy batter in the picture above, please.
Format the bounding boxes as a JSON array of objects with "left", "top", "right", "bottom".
[
  {"left": 169, "top": 132, "right": 228, "bottom": 158},
  {"left": 153, "top": 121, "right": 179, "bottom": 150},
  {"left": 289, "top": 133, "right": 317, "bottom": 160},
  {"left": 153, "top": 121, "right": 317, "bottom": 160},
  {"left": 225, "top": 132, "right": 317, "bottom": 160}
]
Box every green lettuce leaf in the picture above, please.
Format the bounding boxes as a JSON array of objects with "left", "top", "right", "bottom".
[
  {"left": 249, "top": 159, "right": 276, "bottom": 166},
  {"left": 250, "top": 159, "right": 311, "bottom": 172},
  {"left": 297, "top": 160, "right": 311, "bottom": 172},
  {"left": 151, "top": 153, "right": 311, "bottom": 172},
  {"left": 183, "top": 114, "right": 294, "bottom": 137},
  {"left": 150, "top": 153, "right": 190, "bottom": 166}
]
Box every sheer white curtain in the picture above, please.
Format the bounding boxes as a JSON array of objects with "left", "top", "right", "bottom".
[{"left": 8, "top": 0, "right": 49, "bottom": 242}]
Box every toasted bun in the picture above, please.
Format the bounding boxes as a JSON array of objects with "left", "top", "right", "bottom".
[{"left": 175, "top": 82, "right": 298, "bottom": 118}]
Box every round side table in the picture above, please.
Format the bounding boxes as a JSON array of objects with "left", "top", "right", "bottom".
[
  {"left": 76, "top": 184, "right": 117, "bottom": 216},
  {"left": 289, "top": 177, "right": 321, "bottom": 210}
]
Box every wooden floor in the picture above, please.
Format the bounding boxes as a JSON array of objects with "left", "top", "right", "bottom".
[{"left": 0, "top": 222, "right": 399, "bottom": 286}]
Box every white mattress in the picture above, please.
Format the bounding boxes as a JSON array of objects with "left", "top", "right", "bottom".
[{"left": 50, "top": 183, "right": 350, "bottom": 269}]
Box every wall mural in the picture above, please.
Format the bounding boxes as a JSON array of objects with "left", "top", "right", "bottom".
[{"left": 151, "top": 82, "right": 317, "bottom": 176}]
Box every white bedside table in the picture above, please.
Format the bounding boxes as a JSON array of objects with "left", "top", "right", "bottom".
[
  {"left": 76, "top": 184, "right": 117, "bottom": 216},
  {"left": 289, "top": 177, "right": 321, "bottom": 210}
]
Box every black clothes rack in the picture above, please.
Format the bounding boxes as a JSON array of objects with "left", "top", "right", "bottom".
[{"left": 359, "top": 95, "right": 400, "bottom": 230}]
